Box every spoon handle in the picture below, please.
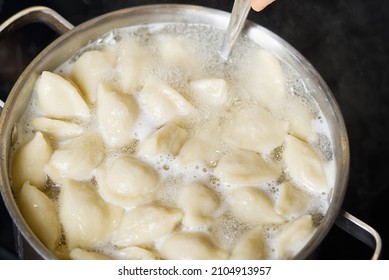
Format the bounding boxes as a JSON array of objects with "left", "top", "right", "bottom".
[{"left": 219, "top": 0, "right": 251, "bottom": 60}]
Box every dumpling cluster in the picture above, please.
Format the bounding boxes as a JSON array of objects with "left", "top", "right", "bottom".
[{"left": 11, "top": 27, "right": 333, "bottom": 260}]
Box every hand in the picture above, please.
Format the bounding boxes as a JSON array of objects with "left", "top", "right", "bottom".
[{"left": 251, "top": 0, "right": 276, "bottom": 11}]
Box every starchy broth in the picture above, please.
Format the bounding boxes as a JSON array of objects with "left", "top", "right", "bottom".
[{"left": 11, "top": 23, "right": 335, "bottom": 260}]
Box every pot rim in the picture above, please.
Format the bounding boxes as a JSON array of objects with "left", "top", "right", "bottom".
[{"left": 0, "top": 4, "right": 350, "bottom": 260}]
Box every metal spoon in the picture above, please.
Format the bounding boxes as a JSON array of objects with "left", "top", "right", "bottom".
[{"left": 219, "top": 0, "right": 251, "bottom": 60}]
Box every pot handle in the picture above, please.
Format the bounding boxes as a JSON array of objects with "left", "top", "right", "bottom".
[
  {"left": 336, "top": 209, "right": 382, "bottom": 260},
  {"left": 0, "top": 6, "right": 74, "bottom": 115},
  {"left": 0, "top": 6, "right": 74, "bottom": 38}
]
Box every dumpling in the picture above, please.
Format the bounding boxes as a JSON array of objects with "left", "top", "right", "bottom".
[
  {"left": 230, "top": 226, "right": 266, "bottom": 260},
  {"left": 283, "top": 135, "right": 328, "bottom": 192},
  {"left": 97, "top": 84, "right": 139, "bottom": 148},
  {"left": 275, "top": 182, "right": 311, "bottom": 219},
  {"left": 222, "top": 106, "right": 289, "bottom": 154},
  {"left": 178, "top": 128, "right": 222, "bottom": 166},
  {"left": 159, "top": 232, "right": 228, "bottom": 260},
  {"left": 156, "top": 35, "right": 198, "bottom": 76},
  {"left": 70, "top": 248, "right": 112, "bottom": 260},
  {"left": 114, "top": 39, "right": 151, "bottom": 94},
  {"left": 17, "top": 182, "right": 61, "bottom": 251},
  {"left": 112, "top": 205, "right": 182, "bottom": 247},
  {"left": 139, "top": 122, "right": 188, "bottom": 156},
  {"left": 214, "top": 149, "right": 281, "bottom": 185},
  {"left": 189, "top": 78, "right": 229, "bottom": 107},
  {"left": 45, "top": 132, "right": 105, "bottom": 182},
  {"left": 95, "top": 156, "right": 159, "bottom": 208},
  {"left": 139, "top": 76, "right": 195, "bottom": 126},
  {"left": 31, "top": 117, "right": 83, "bottom": 141},
  {"left": 275, "top": 215, "right": 314, "bottom": 259},
  {"left": 113, "top": 246, "right": 161, "bottom": 260},
  {"left": 282, "top": 98, "right": 315, "bottom": 141},
  {"left": 71, "top": 50, "right": 115, "bottom": 104},
  {"left": 35, "top": 71, "right": 90, "bottom": 120},
  {"left": 243, "top": 49, "right": 285, "bottom": 111},
  {"left": 177, "top": 182, "right": 220, "bottom": 227},
  {"left": 58, "top": 180, "right": 123, "bottom": 250},
  {"left": 229, "top": 187, "right": 285, "bottom": 225},
  {"left": 12, "top": 131, "right": 53, "bottom": 191}
]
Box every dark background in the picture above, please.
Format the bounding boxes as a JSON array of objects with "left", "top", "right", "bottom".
[{"left": 0, "top": 0, "right": 388, "bottom": 259}]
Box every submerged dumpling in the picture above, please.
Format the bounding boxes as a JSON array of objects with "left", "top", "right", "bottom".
[
  {"left": 113, "top": 246, "right": 161, "bottom": 260},
  {"left": 96, "top": 156, "right": 159, "bottom": 207},
  {"left": 243, "top": 49, "right": 285, "bottom": 111},
  {"left": 139, "top": 122, "right": 188, "bottom": 156},
  {"left": 18, "top": 182, "right": 61, "bottom": 251},
  {"left": 112, "top": 205, "right": 182, "bottom": 247},
  {"left": 35, "top": 71, "right": 90, "bottom": 120},
  {"left": 177, "top": 182, "right": 220, "bottom": 227},
  {"left": 275, "top": 215, "right": 314, "bottom": 259},
  {"left": 97, "top": 84, "right": 139, "bottom": 148},
  {"left": 139, "top": 76, "right": 195, "bottom": 126},
  {"left": 230, "top": 226, "right": 266, "bottom": 260},
  {"left": 115, "top": 39, "right": 151, "bottom": 94},
  {"left": 178, "top": 126, "right": 223, "bottom": 166},
  {"left": 229, "top": 187, "right": 285, "bottom": 225},
  {"left": 189, "top": 78, "right": 229, "bottom": 107},
  {"left": 160, "top": 232, "right": 227, "bottom": 260},
  {"left": 222, "top": 106, "right": 289, "bottom": 154},
  {"left": 12, "top": 132, "right": 52, "bottom": 191},
  {"left": 283, "top": 135, "right": 328, "bottom": 192},
  {"left": 71, "top": 50, "right": 115, "bottom": 104},
  {"left": 156, "top": 35, "right": 198, "bottom": 76},
  {"left": 59, "top": 180, "right": 123, "bottom": 250},
  {"left": 70, "top": 248, "right": 112, "bottom": 260},
  {"left": 31, "top": 117, "right": 83, "bottom": 141},
  {"left": 45, "top": 132, "right": 105, "bottom": 182},
  {"left": 275, "top": 182, "right": 311, "bottom": 219},
  {"left": 214, "top": 149, "right": 281, "bottom": 185}
]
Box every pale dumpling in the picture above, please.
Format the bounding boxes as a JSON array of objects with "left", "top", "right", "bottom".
[
  {"left": 214, "top": 149, "right": 281, "bottom": 185},
  {"left": 97, "top": 84, "right": 139, "bottom": 148},
  {"left": 178, "top": 127, "right": 222, "bottom": 166},
  {"left": 114, "top": 39, "right": 151, "bottom": 94},
  {"left": 139, "top": 76, "right": 195, "bottom": 126},
  {"left": 230, "top": 226, "right": 266, "bottom": 260},
  {"left": 45, "top": 132, "right": 105, "bottom": 182},
  {"left": 156, "top": 35, "right": 198, "bottom": 76},
  {"left": 283, "top": 135, "right": 328, "bottom": 192},
  {"left": 275, "top": 182, "right": 311, "bottom": 219},
  {"left": 222, "top": 106, "right": 289, "bottom": 154},
  {"left": 71, "top": 50, "right": 115, "bottom": 104},
  {"left": 177, "top": 182, "right": 220, "bottom": 227},
  {"left": 31, "top": 117, "right": 83, "bottom": 140},
  {"left": 283, "top": 98, "right": 315, "bottom": 141},
  {"left": 35, "top": 71, "right": 90, "bottom": 120},
  {"left": 12, "top": 131, "right": 52, "bottom": 191},
  {"left": 114, "top": 246, "right": 161, "bottom": 260},
  {"left": 229, "top": 187, "right": 285, "bottom": 225},
  {"left": 70, "top": 248, "right": 112, "bottom": 260},
  {"left": 189, "top": 78, "right": 229, "bottom": 107},
  {"left": 275, "top": 215, "right": 314, "bottom": 259},
  {"left": 160, "top": 232, "right": 227, "bottom": 260},
  {"left": 17, "top": 182, "right": 61, "bottom": 251},
  {"left": 244, "top": 49, "right": 285, "bottom": 111},
  {"left": 59, "top": 180, "right": 123, "bottom": 250},
  {"left": 113, "top": 205, "right": 182, "bottom": 247},
  {"left": 139, "top": 122, "right": 188, "bottom": 156},
  {"left": 95, "top": 156, "right": 159, "bottom": 207}
]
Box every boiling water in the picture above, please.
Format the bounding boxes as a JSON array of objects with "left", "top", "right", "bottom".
[{"left": 13, "top": 22, "right": 336, "bottom": 260}]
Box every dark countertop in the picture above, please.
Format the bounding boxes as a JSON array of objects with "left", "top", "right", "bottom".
[{"left": 1, "top": 0, "right": 388, "bottom": 259}]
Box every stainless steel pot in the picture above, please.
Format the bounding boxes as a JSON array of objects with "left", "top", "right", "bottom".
[{"left": 0, "top": 5, "right": 382, "bottom": 260}]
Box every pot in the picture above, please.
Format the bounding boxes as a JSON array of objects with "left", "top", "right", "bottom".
[{"left": 0, "top": 5, "right": 382, "bottom": 260}]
